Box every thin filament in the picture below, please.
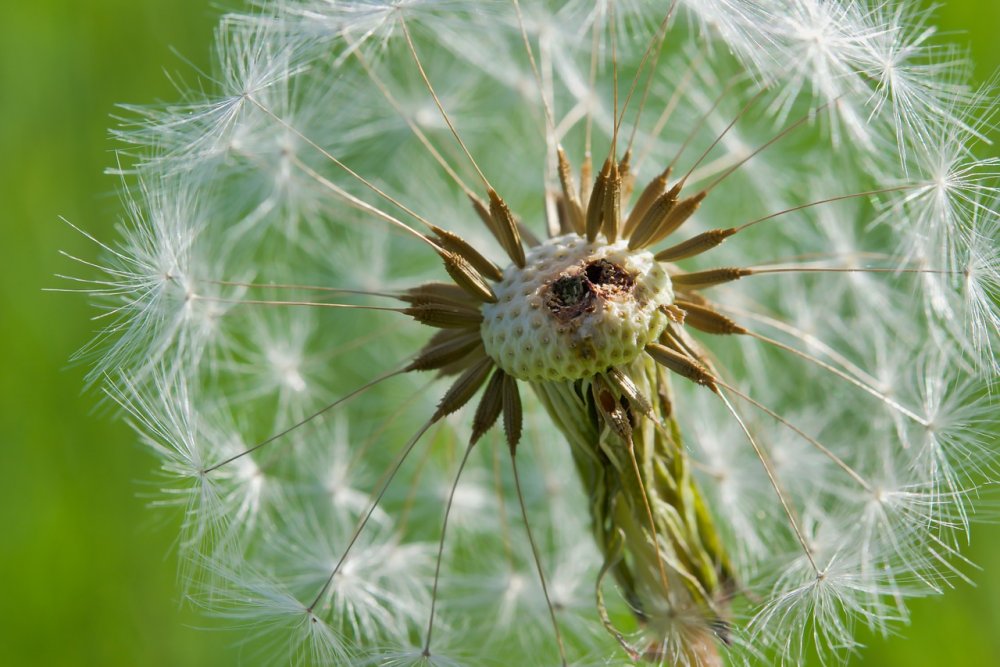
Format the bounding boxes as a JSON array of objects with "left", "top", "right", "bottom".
[
  {"left": 204, "top": 369, "right": 404, "bottom": 474},
  {"left": 308, "top": 418, "right": 436, "bottom": 611},
  {"left": 399, "top": 17, "right": 492, "bottom": 190},
  {"left": 511, "top": 453, "right": 569, "bottom": 666},
  {"left": 715, "top": 378, "right": 872, "bottom": 490},
  {"left": 715, "top": 390, "right": 821, "bottom": 575},
  {"left": 423, "top": 442, "right": 477, "bottom": 654},
  {"left": 248, "top": 95, "right": 440, "bottom": 232}
]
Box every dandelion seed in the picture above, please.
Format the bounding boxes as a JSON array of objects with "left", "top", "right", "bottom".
[{"left": 68, "top": 1, "right": 998, "bottom": 666}]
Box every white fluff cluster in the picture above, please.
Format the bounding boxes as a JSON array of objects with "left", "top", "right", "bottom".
[{"left": 72, "top": 1, "right": 997, "bottom": 665}]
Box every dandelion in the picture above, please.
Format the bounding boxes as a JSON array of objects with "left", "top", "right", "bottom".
[{"left": 66, "top": 1, "right": 998, "bottom": 665}]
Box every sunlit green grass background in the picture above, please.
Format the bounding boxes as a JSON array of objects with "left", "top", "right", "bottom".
[{"left": 1, "top": 1, "right": 997, "bottom": 665}]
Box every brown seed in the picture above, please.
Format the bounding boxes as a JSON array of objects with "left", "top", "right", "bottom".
[
  {"left": 644, "top": 191, "right": 707, "bottom": 248},
  {"left": 555, "top": 196, "right": 574, "bottom": 236},
  {"left": 675, "top": 301, "right": 747, "bottom": 336},
  {"left": 592, "top": 376, "right": 632, "bottom": 441},
  {"left": 557, "top": 146, "right": 585, "bottom": 234},
  {"left": 401, "top": 281, "right": 481, "bottom": 308},
  {"left": 606, "top": 367, "right": 654, "bottom": 418},
  {"left": 618, "top": 149, "right": 635, "bottom": 203},
  {"left": 623, "top": 166, "right": 671, "bottom": 237},
  {"left": 654, "top": 228, "right": 736, "bottom": 262},
  {"left": 516, "top": 219, "right": 541, "bottom": 248},
  {"left": 671, "top": 267, "right": 752, "bottom": 290},
  {"left": 407, "top": 330, "right": 484, "bottom": 372},
  {"left": 438, "top": 249, "right": 497, "bottom": 303},
  {"left": 433, "top": 356, "right": 495, "bottom": 422},
  {"left": 471, "top": 369, "right": 506, "bottom": 444},
  {"left": 405, "top": 303, "right": 484, "bottom": 329},
  {"left": 586, "top": 157, "right": 612, "bottom": 243},
  {"left": 501, "top": 372, "right": 522, "bottom": 454},
  {"left": 488, "top": 188, "right": 526, "bottom": 268},
  {"left": 627, "top": 182, "right": 681, "bottom": 250},
  {"left": 432, "top": 225, "right": 503, "bottom": 281},
  {"left": 602, "top": 159, "right": 622, "bottom": 242},
  {"left": 662, "top": 304, "right": 686, "bottom": 323},
  {"left": 645, "top": 343, "right": 717, "bottom": 389},
  {"left": 469, "top": 193, "right": 499, "bottom": 238},
  {"left": 435, "top": 344, "right": 490, "bottom": 378}
]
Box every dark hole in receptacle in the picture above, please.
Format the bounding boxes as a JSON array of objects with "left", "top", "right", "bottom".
[
  {"left": 549, "top": 274, "right": 593, "bottom": 309},
  {"left": 584, "top": 259, "right": 634, "bottom": 290},
  {"left": 546, "top": 259, "right": 634, "bottom": 322}
]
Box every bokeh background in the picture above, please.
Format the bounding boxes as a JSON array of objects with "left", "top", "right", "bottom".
[{"left": 1, "top": 1, "right": 997, "bottom": 665}]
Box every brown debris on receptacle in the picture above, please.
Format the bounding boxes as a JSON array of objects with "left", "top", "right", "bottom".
[
  {"left": 544, "top": 259, "right": 635, "bottom": 325},
  {"left": 585, "top": 259, "right": 635, "bottom": 294}
]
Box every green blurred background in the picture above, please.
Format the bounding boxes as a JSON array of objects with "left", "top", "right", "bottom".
[{"left": 1, "top": 1, "right": 996, "bottom": 665}]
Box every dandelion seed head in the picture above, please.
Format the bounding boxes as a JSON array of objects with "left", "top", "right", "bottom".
[
  {"left": 482, "top": 234, "right": 672, "bottom": 381},
  {"left": 69, "top": 0, "right": 999, "bottom": 665}
]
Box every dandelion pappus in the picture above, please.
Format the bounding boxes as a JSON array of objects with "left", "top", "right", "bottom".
[{"left": 68, "top": 1, "right": 999, "bottom": 665}]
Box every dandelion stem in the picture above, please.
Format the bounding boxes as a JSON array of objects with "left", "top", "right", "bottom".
[
  {"left": 203, "top": 280, "right": 395, "bottom": 298},
  {"left": 667, "top": 73, "right": 745, "bottom": 174},
  {"left": 247, "top": 95, "right": 440, "bottom": 233},
  {"left": 621, "top": 2, "right": 678, "bottom": 156},
  {"left": 634, "top": 49, "right": 704, "bottom": 172},
  {"left": 399, "top": 17, "right": 492, "bottom": 191},
  {"left": 716, "top": 390, "right": 821, "bottom": 575},
  {"left": 734, "top": 185, "right": 920, "bottom": 232},
  {"left": 704, "top": 98, "right": 837, "bottom": 193},
  {"left": 192, "top": 295, "right": 405, "bottom": 313},
  {"left": 288, "top": 154, "right": 439, "bottom": 248},
  {"left": 743, "top": 330, "right": 930, "bottom": 426},
  {"left": 679, "top": 86, "right": 768, "bottom": 190},
  {"left": 204, "top": 369, "right": 404, "bottom": 474},
  {"left": 350, "top": 47, "right": 478, "bottom": 199},
  {"left": 715, "top": 379, "right": 873, "bottom": 490}
]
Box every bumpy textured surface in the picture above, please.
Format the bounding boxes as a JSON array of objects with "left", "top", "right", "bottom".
[{"left": 481, "top": 234, "right": 673, "bottom": 381}]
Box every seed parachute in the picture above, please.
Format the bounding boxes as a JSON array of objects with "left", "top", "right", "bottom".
[{"left": 66, "top": 1, "right": 998, "bottom": 666}]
